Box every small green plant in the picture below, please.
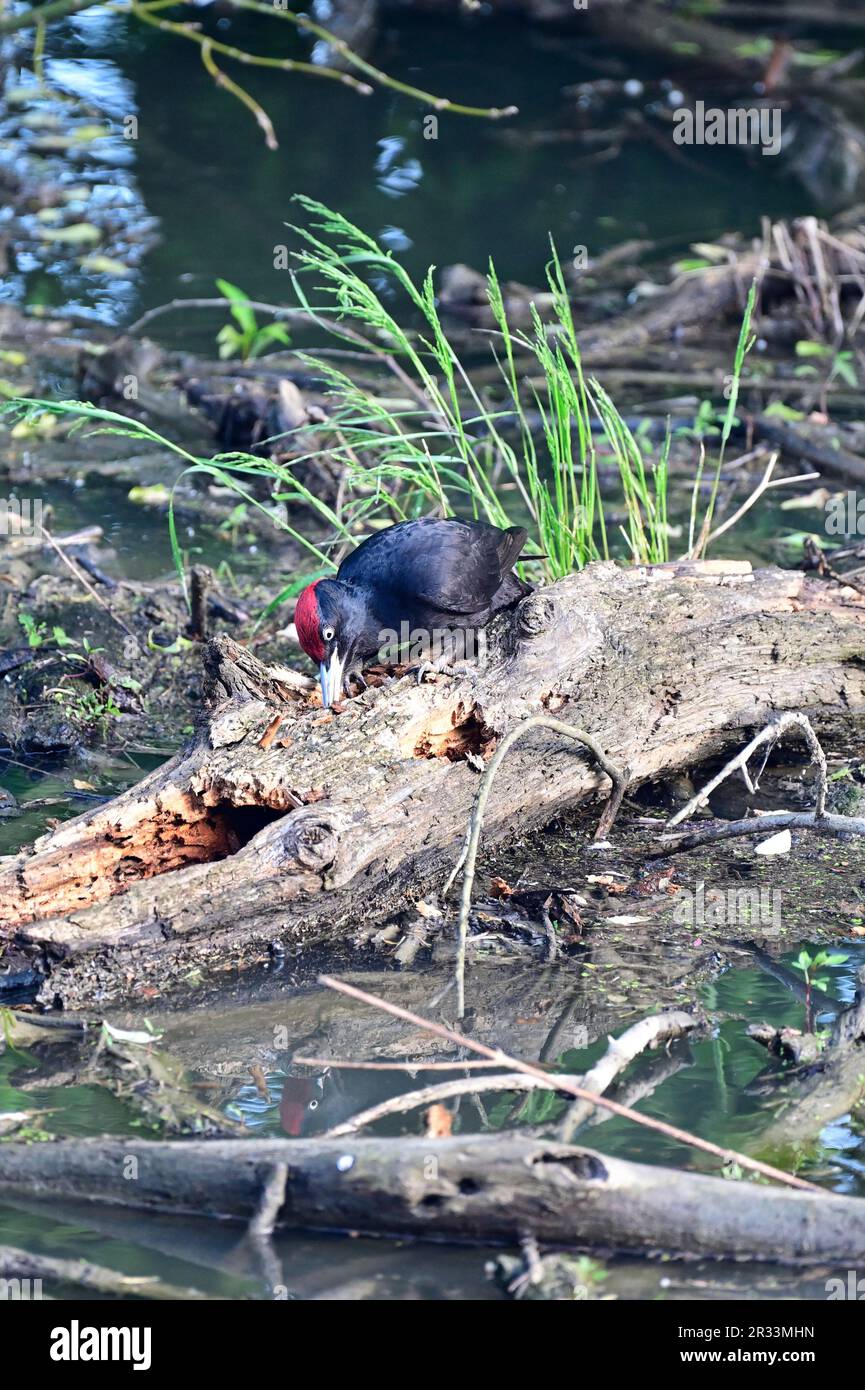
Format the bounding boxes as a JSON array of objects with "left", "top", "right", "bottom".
[
  {"left": 794, "top": 340, "right": 858, "bottom": 388},
  {"left": 215, "top": 279, "right": 291, "bottom": 362},
  {"left": 792, "top": 947, "right": 848, "bottom": 1025},
  {"left": 687, "top": 278, "right": 757, "bottom": 556},
  {"left": 18, "top": 612, "right": 46, "bottom": 648},
  {"left": 570, "top": 1255, "right": 609, "bottom": 1298},
  {"left": 48, "top": 681, "right": 122, "bottom": 729},
  {"left": 675, "top": 399, "right": 723, "bottom": 441},
  {"left": 17, "top": 614, "right": 74, "bottom": 649}
]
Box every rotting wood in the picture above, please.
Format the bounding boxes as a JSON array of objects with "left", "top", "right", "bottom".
[{"left": 2, "top": 560, "right": 865, "bottom": 1009}]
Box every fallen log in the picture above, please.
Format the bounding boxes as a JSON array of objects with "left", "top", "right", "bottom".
[
  {"left": 0, "top": 1133, "right": 862, "bottom": 1264},
  {"left": 746, "top": 971, "right": 865, "bottom": 1162},
  {"left": 3, "top": 559, "right": 865, "bottom": 1009}
]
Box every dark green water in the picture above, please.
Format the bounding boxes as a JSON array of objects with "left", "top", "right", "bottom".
[{"left": 3, "top": 8, "right": 817, "bottom": 347}]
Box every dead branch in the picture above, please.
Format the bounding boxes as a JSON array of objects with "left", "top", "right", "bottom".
[
  {"left": 558, "top": 1010, "right": 699, "bottom": 1142},
  {"left": 3, "top": 562, "right": 865, "bottom": 1010},
  {"left": 0, "top": 1244, "right": 210, "bottom": 1300},
  {"left": 0, "top": 1132, "right": 861, "bottom": 1263},
  {"left": 666, "top": 711, "right": 828, "bottom": 829}
]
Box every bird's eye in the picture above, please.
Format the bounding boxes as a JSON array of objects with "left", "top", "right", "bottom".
[{"left": 322, "top": 625, "right": 335, "bottom": 642}]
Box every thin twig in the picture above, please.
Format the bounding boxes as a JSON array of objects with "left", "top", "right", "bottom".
[
  {"left": 651, "top": 713, "right": 865, "bottom": 855},
  {"left": 293, "top": 1055, "right": 512, "bottom": 1072},
  {"left": 247, "top": 1162, "right": 288, "bottom": 1239},
  {"left": 125, "top": 296, "right": 302, "bottom": 337},
  {"left": 665, "top": 712, "right": 828, "bottom": 829},
  {"left": 317, "top": 975, "right": 824, "bottom": 1193},
  {"left": 325, "top": 1010, "right": 699, "bottom": 1140},
  {"left": 656, "top": 808, "right": 865, "bottom": 856},
  {"left": 129, "top": 1, "right": 374, "bottom": 99},
  {"left": 324, "top": 1072, "right": 560, "bottom": 1138},
  {"left": 805, "top": 535, "right": 865, "bottom": 600},
  {"left": 234, "top": 0, "right": 518, "bottom": 119},
  {"left": 0, "top": 1244, "right": 209, "bottom": 1299},
  {"left": 443, "top": 715, "right": 628, "bottom": 1017},
  {"left": 200, "top": 38, "right": 277, "bottom": 151},
  {"left": 705, "top": 458, "right": 819, "bottom": 547},
  {"left": 38, "top": 524, "right": 135, "bottom": 639}
]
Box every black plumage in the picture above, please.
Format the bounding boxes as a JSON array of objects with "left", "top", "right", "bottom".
[
  {"left": 294, "top": 517, "right": 530, "bottom": 704},
  {"left": 336, "top": 517, "right": 529, "bottom": 627}
]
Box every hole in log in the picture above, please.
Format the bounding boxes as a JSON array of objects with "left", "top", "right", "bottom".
[
  {"left": 458, "top": 1177, "right": 481, "bottom": 1195},
  {"left": 420, "top": 1192, "right": 446, "bottom": 1209},
  {"left": 534, "top": 1150, "right": 609, "bottom": 1182},
  {"left": 409, "top": 701, "right": 497, "bottom": 762},
  {"left": 107, "top": 799, "right": 286, "bottom": 882},
  {"left": 1, "top": 794, "right": 287, "bottom": 929}
]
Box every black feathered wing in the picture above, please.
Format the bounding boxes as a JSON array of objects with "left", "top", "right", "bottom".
[{"left": 337, "top": 518, "right": 528, "bottom": 616}]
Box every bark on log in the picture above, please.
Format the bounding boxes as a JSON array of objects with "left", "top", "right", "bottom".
[
  {"left": 0, "top": 1133, "right": 862, "bottom": 1263},
  {"left": 3, "top": 560, "right": 865, "bottom": 1009}
]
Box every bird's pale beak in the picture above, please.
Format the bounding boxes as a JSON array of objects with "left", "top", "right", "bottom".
[{"left": 319, "top": 650, "right": 345, "bottom": 708}]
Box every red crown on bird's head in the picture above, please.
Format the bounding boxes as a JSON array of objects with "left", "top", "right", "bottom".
[{"left": 294, "top": 581, "right": 325, "bottom": 663}]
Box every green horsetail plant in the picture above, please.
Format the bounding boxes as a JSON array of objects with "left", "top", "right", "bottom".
[
  {"left": 0, "top": 398, "right": 358, "bottom": 601},
  {"left": 288, "top": 198, "right": 668, "bottom": 576}
]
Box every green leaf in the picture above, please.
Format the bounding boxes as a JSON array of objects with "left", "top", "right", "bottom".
[
  {"left": 673, "top": 258, "right": 712, "bottom": 273},
  {"left": 216, "top": 278, "right": 257, "bottom": 338},
  {"left": 216, "top": 324, "right": 244, "bottom": 360},
  {"left": 795, "top": 340, "right": 831, "bottom": 359},
  {"left": 763, "top": 402, "right": 806, "bottom": 422},
  {"left": 249, "top": 322, "right": 291, "bottom": 358}
]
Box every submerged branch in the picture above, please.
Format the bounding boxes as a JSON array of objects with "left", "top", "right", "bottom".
[{"left": 558, "top": 1010, "right": 699, "bottom": 1143}]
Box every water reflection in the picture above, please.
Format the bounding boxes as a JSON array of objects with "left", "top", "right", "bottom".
[
  {"left": 375, "top": 135, "right": 423, "bottom": 198},
  {"left": 1, "top": 26, "right": 153, "bottom": 326}
]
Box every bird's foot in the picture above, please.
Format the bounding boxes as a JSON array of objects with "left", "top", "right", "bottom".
[
  {"left": 413, "top": 655, "right": 477, "bottom": 686},
  {"left": 342, "top": 670, "right": 368, "bottom": 698}
]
